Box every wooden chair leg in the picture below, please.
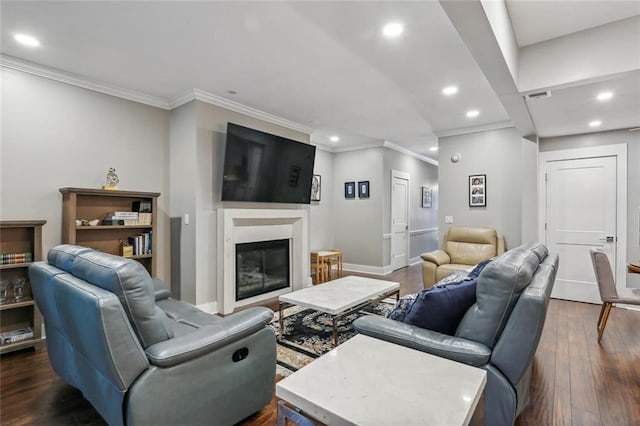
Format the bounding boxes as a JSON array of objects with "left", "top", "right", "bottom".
[
  {"left": 597, "top": 302, "right": 613, "bottom": 343},
  {"left": 597, "top": 303, "right": 607, "bottom": 328}
]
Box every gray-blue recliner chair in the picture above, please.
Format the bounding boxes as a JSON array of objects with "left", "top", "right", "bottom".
[
  {"left": 354, "top": 243, "right": 558, "bottom": 426},
  {"left": 29, "top": 245, "right": 276, "bottom": 426}
]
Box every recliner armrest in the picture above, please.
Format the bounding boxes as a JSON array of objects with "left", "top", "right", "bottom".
[
  {"left": 353, "top": 316, "right": 490, "bottom": 367},
  {"left": 145, "top": 307, "right": 274, "bottom": 367},
  {"left": 420, "top": 250, "right": 450, "bottom": 266}
]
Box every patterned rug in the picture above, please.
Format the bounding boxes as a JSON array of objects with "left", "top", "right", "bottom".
[{"left": 270, "top": 301, "right": 394, "bottom": 375}]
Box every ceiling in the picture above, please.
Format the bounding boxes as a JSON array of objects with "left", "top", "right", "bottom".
[{"left": 1, "top": 1, "right": 639, "bottom": 162}]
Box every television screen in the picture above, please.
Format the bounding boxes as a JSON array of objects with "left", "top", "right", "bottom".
[{"left": 221, "top": 123, "right": 317, "bottom": 204}]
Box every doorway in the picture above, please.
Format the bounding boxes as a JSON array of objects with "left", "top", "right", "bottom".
[
  {"left": 391, "top": 170, "right": 410, "bottom": 271},
  {"left": 539, "top": 144, "right": 627, "bottom": 304}
]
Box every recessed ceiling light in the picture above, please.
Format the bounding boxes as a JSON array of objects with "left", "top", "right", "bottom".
[
  {"left": 589, "top": 120, "right": 602, "bottom": 127},
  {"left": 596, "top": 91, "right": 613, "bottom": 101},
  {"left": 382, "top": 22, "right": 404, "bottom": 38},
  {"left": 466, "top": 110, "right": 479, "bottom": 118},
  {"left": 14, "top": 33, "right": 40, "bottom": 47},
  {"left": 442, "top": 86, "right": 458, "bottom": 96},
  {"left": 329, "top": 136, "right": 340, "bottom": 142},
  {"left": 429, "top": 146, "right": 438, "bottom": 152}
]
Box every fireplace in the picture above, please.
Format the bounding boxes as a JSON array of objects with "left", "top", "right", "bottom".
[
  {"left": 235, "top": 239, "right": 290, "bottom": 301},
  {"left": 217, "top": 208, "right": 310, "bottom": 314}
]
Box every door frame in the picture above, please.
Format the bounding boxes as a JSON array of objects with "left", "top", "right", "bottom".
[
  {"left": 538, "top": 144, "right": 628, "bottom": 290},
  {"left": 391, "top": 169, "right": 410, "bottom": 270}
]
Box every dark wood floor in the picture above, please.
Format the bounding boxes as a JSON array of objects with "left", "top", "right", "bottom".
[{"left": 1, "top": 264, "right": 639, "bottom": 425}]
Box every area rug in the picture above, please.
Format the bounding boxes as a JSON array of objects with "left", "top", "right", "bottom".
[{"left": 270, "top": 300, "right": 394, "bottom": 373}]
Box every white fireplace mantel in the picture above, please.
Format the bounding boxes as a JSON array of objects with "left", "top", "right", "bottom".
[{"left": 216, "top": 208, "right": 310, "bottom": 314}]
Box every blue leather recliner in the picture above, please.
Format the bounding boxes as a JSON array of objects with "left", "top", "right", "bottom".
[
  {"left": 354, "top": 243, "right": 558, "bottom": 426},
  {"left": 29, "top": 245, "right": 276, "bottom": 426}
]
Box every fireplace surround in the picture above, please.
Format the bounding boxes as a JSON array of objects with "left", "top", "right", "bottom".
[{"left": 217, "top": 208, "right": 309, "bottom": 314}]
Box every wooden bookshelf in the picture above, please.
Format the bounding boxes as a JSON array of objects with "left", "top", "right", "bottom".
[
  {"left": 59, "top": 188, "right": 160, "bottom": 276},
  {"left": 0, "top": 220, "right": 46, "bottom": 354}
]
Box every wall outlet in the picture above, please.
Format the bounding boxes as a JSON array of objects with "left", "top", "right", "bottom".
[{"left": 445, "top": 216, "right": 454, "bottom": 224}]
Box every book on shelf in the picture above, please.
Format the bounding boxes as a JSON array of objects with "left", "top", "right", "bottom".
[
  {"left": 103, "top": 211, "right": 151, "bottom": 226},
  {"left": 132, "top": 201, "right": 152, "bottom": 213},
  {"left": 1, "top": 252, "right": 33, "bottom": 265},
  {"left": 127, "top": 231, "right": 152, "bottom": 256}
]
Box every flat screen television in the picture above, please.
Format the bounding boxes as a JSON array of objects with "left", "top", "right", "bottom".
[{"left": 221, "top": 123, "right": 317, "bottom": 204}]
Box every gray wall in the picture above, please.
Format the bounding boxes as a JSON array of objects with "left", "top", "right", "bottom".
[
  {"left": 521, "top": 137, "right": 539, "bottom": 243},
  {"left": 169, "top": 101, "right": 197, "bottom": 301},
  {"left": 1, "top": 68, "right": 171, "bottom": 281},
  {"left": 332, "top": 148, "right": 384, "bottom": 266},
  {"left": 309, "top": 148, "right": 335, "bottom": 251},
  {"left": 540, "top": 129, "right": 640, "bottom": 288},
  {"left": 382, "top": 148, "right": 439, "bottom": 263},
  {"left": 438, "top": 127, "right": 530, "bottom": 249}
]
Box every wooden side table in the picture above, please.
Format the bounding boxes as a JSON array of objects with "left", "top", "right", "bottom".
[{"left": 310, "top": 250, "right": 343, "bottom": 284}]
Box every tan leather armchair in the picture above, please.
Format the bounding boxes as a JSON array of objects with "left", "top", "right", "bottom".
[{"left": 421, "top": 226, "right": 505, "bottom": 288}]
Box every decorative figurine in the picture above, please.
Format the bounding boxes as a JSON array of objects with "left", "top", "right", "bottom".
[{"left": 103, "top": 167, "right": 119, "bottom": 190}]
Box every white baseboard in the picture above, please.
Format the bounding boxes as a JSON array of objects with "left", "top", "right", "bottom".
[
  {"left": 409, "top": 256, "right": 422, "bottom": 265},
  {"left": 343, "top": 263, "right": 393, "bottom": 276},
  {"left": 196, "top": 301, "right": 218, "bottom": 314}
]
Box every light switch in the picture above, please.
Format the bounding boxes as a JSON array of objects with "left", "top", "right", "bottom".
[
  {"left": 184, "top": 213, "right": 190, "bottom": 225},
  {"left": 445, "top": 216, "right": 453, "bottom": 224}
]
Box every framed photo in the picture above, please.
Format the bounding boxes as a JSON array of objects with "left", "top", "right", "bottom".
[
  {"left": 345, "top": 181, "right": 356, "bottom": 198},
  {"left": 422, "top": 186, "right": 432, "bottom": 208},
  {"left": 311, "top": 174, "right": 321, "bottom": 202},
  {"left": 358, "top": 181, "right": 370, "bottom": 198},
  {"left": 469, "top": 174, "right": 486, "bottom": 207}
]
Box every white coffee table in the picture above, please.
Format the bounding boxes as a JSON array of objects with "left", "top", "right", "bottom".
[
  {"left": 276, "top": 334, "right": 487, "bottom": 426},
  {"left": 278, "top": 276, "right": 399, "bottom": 346}
]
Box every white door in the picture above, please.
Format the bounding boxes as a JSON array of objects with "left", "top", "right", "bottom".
[
  {"left": 544, "top": 156, "right": 617, "bottom": 304},
  {"left": 391, "top": 175, "right": 409, "bottom": 271}
]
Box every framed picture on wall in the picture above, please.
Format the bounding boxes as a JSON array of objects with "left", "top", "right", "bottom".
[
  {"left": 311, "top": 174, "right": 321, "bottom": 202},
  {"left": 358, "top": 181, "right": 370, "bottom": 198},
  {"left": 469, "top": 174, "right": 486, "bottom": 207},
  {"left": 422, "top": 186, "right": 432, "bottom": 208},
  {"left": 345, "top": 181, "right": 356, "bottom": 198}
]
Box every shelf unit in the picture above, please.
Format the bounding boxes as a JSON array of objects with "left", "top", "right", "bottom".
[
  {"left": 0, "top": 220, "right": 46, "bottom": 354},
  {"left": 59, "top": 188, "right": 160, "bottom": 276}
]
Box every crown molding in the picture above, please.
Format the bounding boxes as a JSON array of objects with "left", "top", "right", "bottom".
[
  {"left": 312, "top": 144, "right": 335, "bottom": 153},
  {"left": 383, "top": 141, "right": 439, "bottom": 166},
  {"left": 181, "top": 89, "right": 313, "bottom": 134},
  {"left": 332, "top": 141, "right": 384, "bottom": 153},
  {"left": 314, "top": 140, "right": 438, "bottom": 166},
  {"left": 2, "top": 55, "right": 314, "bottom": 136},
  {"left": 1, "top": 54, "right": 170, "bottom": 109},
  {"left": 436, "top": 121, "right": 514, "bottom": 138}
]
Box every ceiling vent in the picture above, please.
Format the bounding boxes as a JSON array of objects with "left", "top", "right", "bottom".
[{"left": 526, "top": 91, "right": 552, "bottom": 100}]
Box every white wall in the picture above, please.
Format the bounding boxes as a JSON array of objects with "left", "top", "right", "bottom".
[
  {"left": 1, "top": 68, "right": 171, "bottom": 280},
  {"left": 309, "top": 148, "right": 335, "bottom": 251},
  {"left": 438, "top": 127, "right": 532, "bottom": 249},
  {"left": 539, "top": 129, "right": 640, "bottom": 288}
]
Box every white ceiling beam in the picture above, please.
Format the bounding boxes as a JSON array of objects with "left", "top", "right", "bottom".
[
  {"left": 439, "top": 0, "right": 536, "bottom": 138},
  {"left": 519, "top": 16, "right": 640, "bottom": 94}
]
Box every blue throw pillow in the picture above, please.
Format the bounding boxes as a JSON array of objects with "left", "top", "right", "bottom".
[
  {"left": 386, "top": 270, "right": 468, "bottom": 322},
  {"left": 402, "top": 260, "right": 492, "bottom": 335},
  {"left": 402, "top": 278, "right": 477, "bottom": 335}
]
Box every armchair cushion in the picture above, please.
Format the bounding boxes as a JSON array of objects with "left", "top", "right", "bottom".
[{"left": 420, "top": 250, "right": 450, "bottom": 266}]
